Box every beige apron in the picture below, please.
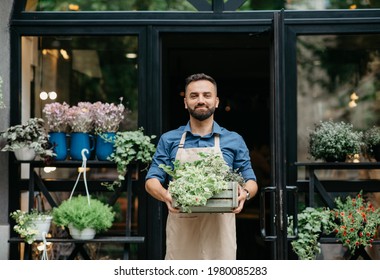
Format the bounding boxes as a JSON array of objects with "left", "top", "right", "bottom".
[{"left": 165, "top": 132, "right": 236, "bottom": 260}]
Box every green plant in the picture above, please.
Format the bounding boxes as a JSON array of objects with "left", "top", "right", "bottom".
[
  {"left": 10, "top": 209, "right": 52, "bottom": 244},
  {"left": 326, "top": 191, "right": 380, "bottom": 255},
  {"left": 308, "top": 120, "right": 363, "bottom": 162},
  {"left": 289, "top": 191, "right": 380, "bottom": 260},
  {"left": 0, "top": 118, "right": 55, "bottom": 159},
  {"left": 104, "top": 128, "right": 156, "bottom": 190},
  {"left": 363, "top": 126, "right": 380, "bottom": 158},
  {"left": 159, "top": 151, "right": 244, "bottom": 213},
  {"left": 288, "top": 207, "right": 331, "bottom": 260},
  {"left": 52, "top": 195, "right": 115, "bottom": 232}
]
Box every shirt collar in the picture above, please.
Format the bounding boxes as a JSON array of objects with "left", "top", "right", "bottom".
[{"left": 184, "top": 121, "right": 222, "bottom": 136}]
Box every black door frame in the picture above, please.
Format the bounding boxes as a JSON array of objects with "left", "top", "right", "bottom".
[{"left": 9, "top": 3, "right": 380, "bottom": 259}]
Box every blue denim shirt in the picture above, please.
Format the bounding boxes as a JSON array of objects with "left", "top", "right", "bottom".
[{"left": 145, "top": 121, "right": 256, "bottom": 184}]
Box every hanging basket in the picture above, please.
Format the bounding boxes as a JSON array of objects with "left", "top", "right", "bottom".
[{"left": 68, "top": 225, "right": 96, "bottom": 240}]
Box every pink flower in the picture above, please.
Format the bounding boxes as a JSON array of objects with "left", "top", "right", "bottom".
[
  {"left": 66, "top": 102, "right": 94, "bottom": 133},
  {"left": 42, "top": 102, "right": 70, "bottom": 132},
  {"left": 92, "top": 99, "right": 126, "bottom": 133}
]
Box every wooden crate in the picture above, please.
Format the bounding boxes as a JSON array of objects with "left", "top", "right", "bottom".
[{"left": 174, "top": 182, "right": 238, "bottom": 213}]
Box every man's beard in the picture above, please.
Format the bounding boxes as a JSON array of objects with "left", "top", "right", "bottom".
[{"left": 188, "top": 106, "right": 216, "bottom": 121}]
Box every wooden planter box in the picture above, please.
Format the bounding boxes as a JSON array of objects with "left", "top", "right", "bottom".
[{"left": 173, "top": 182, "right": 238, "bottom": 213}]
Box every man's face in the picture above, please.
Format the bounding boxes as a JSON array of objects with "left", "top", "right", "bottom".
[{"left": 184, "top": 80, "right": 219, "bottom": 121}]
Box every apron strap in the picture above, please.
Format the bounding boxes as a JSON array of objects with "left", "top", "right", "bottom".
[
  {"left": 178, "top": 132, "right": 187, "bottom": 149},
  {"left": 178, "top": 132, "right": 220, "bottom": 149}
]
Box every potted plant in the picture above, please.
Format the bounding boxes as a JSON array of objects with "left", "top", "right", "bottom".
[
  {"left": 159, "top": 151, "right": 245, "bottom": 213},
  {"left": 65, "top": 102, "right": 95, "bottom": 160},
  {"left": 104, "top": 127, "right": 156, "bottom": 190},
  {"left": 0, "top": 117, "right": 55, "bottom": 161},
  {"left": 326, "top": 191, "right": 380, "bottom": 256},
  {"left": 91, "top": 99, "right": 126, "bottom": 160},
  {"left": 308, "top": 120, "right": 363, "bottom": 162},
  {"left": 42, "top": 102, "right": 70, "bottom": 160},
  {"left": 52, "top": 195, "right": 115, "bottom": 240},
  {"left": 10, "top": 209, "right": 53, "bottom": 244},
  {"left": 287, "top": 207, "right": 331, "bottom": 260},
  {"left": 363, "top": 126, "right": 380, "bottom": 161},
  {"left": 288, "top": 191, "right": 380, "bottom": 260}
]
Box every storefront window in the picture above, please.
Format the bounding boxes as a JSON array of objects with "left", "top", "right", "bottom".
[
  {"left": 20, "top": 35, "right": 139, "bottom": 259},
  {"left": 297, "top": 34, "right": 380, "bottom": 163},
  {"left": 23, "top": 35, "right": 138, "bottom": 130}
]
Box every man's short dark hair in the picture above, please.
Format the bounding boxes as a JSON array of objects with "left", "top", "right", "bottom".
[{"left": 185, "top": 73, "right": 217, "bottom": 91}]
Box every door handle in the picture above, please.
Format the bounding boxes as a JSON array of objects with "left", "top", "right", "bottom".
[
  {"left": 260, "top": 186, "right": 277, "bottom": 241},
  {"left": 260, "top": 185, "right": 298, "bottom": 241}
]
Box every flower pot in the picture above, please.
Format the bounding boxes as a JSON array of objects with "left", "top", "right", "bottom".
[
  {"left": 68, "top": 224, "right": 96, "bottom": 240},
  {"left": 31, "top": 216, "right": 52, "bottom": 240},
  {"left": 95, "top": 132, "right": 116, "bottom": 161},
  {"left": 48, "top": 132, "right": 68, "bottom": 161},
  {"left": 14, "top": 147, "right": 36, "bottom": 161},
  {"left": 69, "top": 132, "right": 95, "bottom": 161}
]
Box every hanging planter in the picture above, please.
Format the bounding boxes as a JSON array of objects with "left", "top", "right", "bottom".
[
  {"left": 68, "top": 225, "right": 96, "bottom": 240},
  {"left": 52, "top": 195, "right": 115, "bottom": 240},
  {"left": 10, "top": 210, "right": 52, "bottom": 244}
]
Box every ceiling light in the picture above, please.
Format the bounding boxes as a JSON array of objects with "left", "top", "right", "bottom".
[
  {"left": 48, "top": 91, "right": 57, "bottom": 100},
  {"left": 126, "top": 53, "right": 137, "bottom": 59},
  {"left": 40, "top": 91, "right": 48, "bottom": 100}
]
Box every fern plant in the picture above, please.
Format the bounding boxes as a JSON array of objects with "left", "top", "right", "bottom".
[{"left": 52, "top": 195, "right": 115, "bottom": 232}]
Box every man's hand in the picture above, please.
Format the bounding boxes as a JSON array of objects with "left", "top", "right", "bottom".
[
  {"left": 164, "top": 189, "right": 180, "bottom": 213},
  {"left": 232, "top": 186, "right": 246, "bottom": 214}
]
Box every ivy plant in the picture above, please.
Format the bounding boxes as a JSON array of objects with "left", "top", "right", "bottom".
[
  {"left": 288, "top": 207, "right": 331, "bottom": 260},
  {"left": 104, "top": 128, "right": 156, "bottom": 190}
]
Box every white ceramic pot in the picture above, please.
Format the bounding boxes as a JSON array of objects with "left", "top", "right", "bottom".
[
  {"left": 31, "top": 216, "right": 52, "bottom": 240},
  {"left": 14, "top": 147, "right": 36, "bottom": 161},
  {"left": 68, "top": 225, "right": 96, "bottom": 240}
]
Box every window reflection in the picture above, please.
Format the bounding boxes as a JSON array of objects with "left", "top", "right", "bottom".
[
  {"left": 297, "top": 34, "right": 380, "bottom": 163},
  {"left": 26, "top": 36, "right": 138, "bottom": 131}
]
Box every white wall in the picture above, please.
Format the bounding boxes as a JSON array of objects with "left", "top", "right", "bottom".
[{"left": 0, "top": 0, "right": 13, "bottom": 260}]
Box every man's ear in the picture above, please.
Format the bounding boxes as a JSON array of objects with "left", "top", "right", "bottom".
[
  {"left": 184, "top": 98, "right": 188, "bottom": 109},
  {"left": 216, "top": 97, "right": 219, "bottom": 108}
]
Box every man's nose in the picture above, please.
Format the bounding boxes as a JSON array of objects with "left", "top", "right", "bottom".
[{"left": 197, "top": 95, "right": 206, "bottom": 103}]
